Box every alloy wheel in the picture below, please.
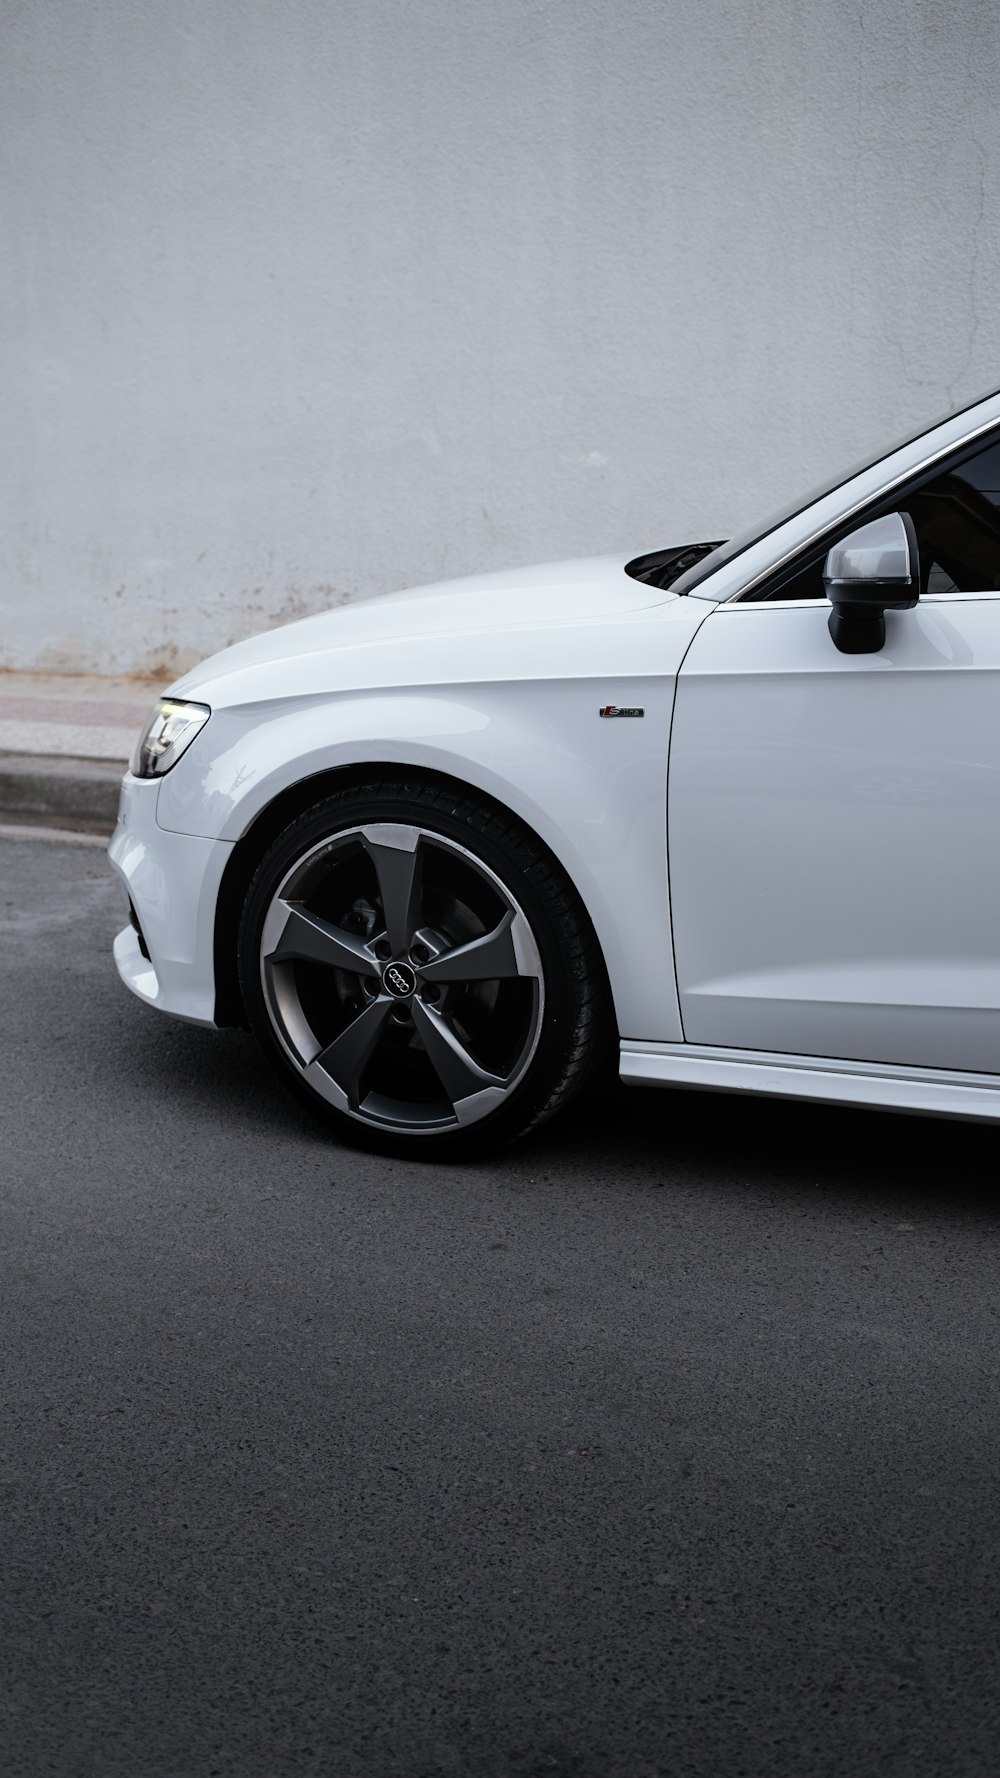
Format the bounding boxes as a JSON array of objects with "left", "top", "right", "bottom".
[{"left": 258, "top": 822, "right": 545, "bottom": 1134}]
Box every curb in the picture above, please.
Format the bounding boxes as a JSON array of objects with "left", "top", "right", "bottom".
[{"left": 0, "top": 752, "right": 123, "bottom": 833}]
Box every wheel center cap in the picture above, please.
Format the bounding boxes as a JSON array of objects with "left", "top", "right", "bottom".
[{"left": 381, "top": 960, "right": 417, "bottom": 1000}]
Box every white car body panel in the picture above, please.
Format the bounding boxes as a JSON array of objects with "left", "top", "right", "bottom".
[
  {"left": 108, "top": 774, "right": 232, "bottom": 1027},
  {"left": 169, "top": 555, "right": 661, "bottom": 691},
  {"left": 621, "top": 1043, "right": 1000, "bottom": 1123},
  {"left": 669, "top": 592, "right": 1000, "bottom": 1072},
  {"left": 124, "top": 566, "right": 716, "bottom": 1044},
  {"left": 109, "top": 388, "right": 1000, "bottom": 1129}
]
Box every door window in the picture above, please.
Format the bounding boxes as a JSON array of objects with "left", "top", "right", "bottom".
[{"left": 753, "top": 433, "right": 1000, "bottom": 601}]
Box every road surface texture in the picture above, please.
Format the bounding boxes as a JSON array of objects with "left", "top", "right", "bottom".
[{"left": 2, "top": 832, "right": 999, "bottom": 1778}]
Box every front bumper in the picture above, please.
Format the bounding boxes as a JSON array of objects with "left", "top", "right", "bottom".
[{"left": 107, "top": 773, "right": 235, "bottom": 1027}]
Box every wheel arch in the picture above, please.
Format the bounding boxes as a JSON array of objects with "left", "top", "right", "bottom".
[{"left": 212, "top": 760, "right": 615, "bottom": 1029}]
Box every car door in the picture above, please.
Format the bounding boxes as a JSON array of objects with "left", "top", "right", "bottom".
[{"left": 668, "top": 437, "right": 1000, "bottom": 1076}]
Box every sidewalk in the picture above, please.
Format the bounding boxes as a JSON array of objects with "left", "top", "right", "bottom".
[{"left": 0, "top": 672, "right": 161, "bottom": 833}]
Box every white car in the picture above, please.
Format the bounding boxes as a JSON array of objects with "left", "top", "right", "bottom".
[{"left": 111, "top": 388, "right": 1000, "bottom": 1153}]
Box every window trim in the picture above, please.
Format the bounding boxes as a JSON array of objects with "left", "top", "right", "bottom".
[
  {"left": 721, "top": 588, "right": 1000, "bottom": 615},
  {"left": 674, "top": 401, "right": 1000, "bottom": 606},
  {"left": 731, "top": 420, "right": 1000, "bottom": 605}
]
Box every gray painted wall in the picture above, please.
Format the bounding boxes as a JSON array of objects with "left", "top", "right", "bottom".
[{"left": 3, "top": 0, "right": 999, "bottom": 676}]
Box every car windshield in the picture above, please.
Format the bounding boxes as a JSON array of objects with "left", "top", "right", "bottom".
[{"left": 669, "top": 388, "right": 1000, "bottom": 596}]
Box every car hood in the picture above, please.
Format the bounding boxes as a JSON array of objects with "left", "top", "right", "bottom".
[{"left": 169, "top": 555, "right": 690, "bottom": 708}]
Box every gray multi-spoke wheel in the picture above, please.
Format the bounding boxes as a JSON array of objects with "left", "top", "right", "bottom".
[{"left": 238, "top": 782, "right": 612, "bottom": 1155}]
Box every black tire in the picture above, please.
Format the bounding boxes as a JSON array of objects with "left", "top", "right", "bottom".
[{"left": 237, "top": 779, "right": 614, "bottom": 1157}]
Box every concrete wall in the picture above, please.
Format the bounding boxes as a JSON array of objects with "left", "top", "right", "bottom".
[{"left": 3, "top": 0, "right": 999, "bottom": 677}]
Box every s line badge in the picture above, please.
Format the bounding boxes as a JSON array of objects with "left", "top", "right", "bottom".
[{"left": 599, "top": 705, "right": 644, "bottom": 718}]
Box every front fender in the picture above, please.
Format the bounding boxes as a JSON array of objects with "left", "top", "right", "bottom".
[{"left": 155, "top": 678, "right": 682, "bottom": 1043}]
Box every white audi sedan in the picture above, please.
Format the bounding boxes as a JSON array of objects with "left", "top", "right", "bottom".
[{"left": 111, "top": 388, "right": 1000, "bottom": 1154}]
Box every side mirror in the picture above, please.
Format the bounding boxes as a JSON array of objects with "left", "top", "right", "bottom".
[{"left": 823, "top": 511, "right": 919, "bottom": 654}]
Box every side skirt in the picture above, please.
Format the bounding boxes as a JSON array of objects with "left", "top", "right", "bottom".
[{"left": 619, "top": 1041, "right": 1000, "bottom": 1124}]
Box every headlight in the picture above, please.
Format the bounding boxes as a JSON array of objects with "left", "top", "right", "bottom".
[{"left": 131, "top": 698, "right": 211, "bottom": 778}]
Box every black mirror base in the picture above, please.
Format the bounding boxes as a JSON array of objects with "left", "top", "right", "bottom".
[{"left": 828, "top": 607, "right": 886, "bottom": 655}]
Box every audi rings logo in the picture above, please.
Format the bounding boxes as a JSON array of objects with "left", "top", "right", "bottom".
[{"left": 382, "top": 961, "right": 417, "bottom": 999}]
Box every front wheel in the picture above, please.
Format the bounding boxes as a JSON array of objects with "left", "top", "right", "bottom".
[{"left": 237, "top": 781, "right": 612, "bottom": 1156}]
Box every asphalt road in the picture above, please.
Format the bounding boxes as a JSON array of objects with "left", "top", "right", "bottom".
[{"left": 3, "top": 831, "right": 1000, "bottom": 1778}]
